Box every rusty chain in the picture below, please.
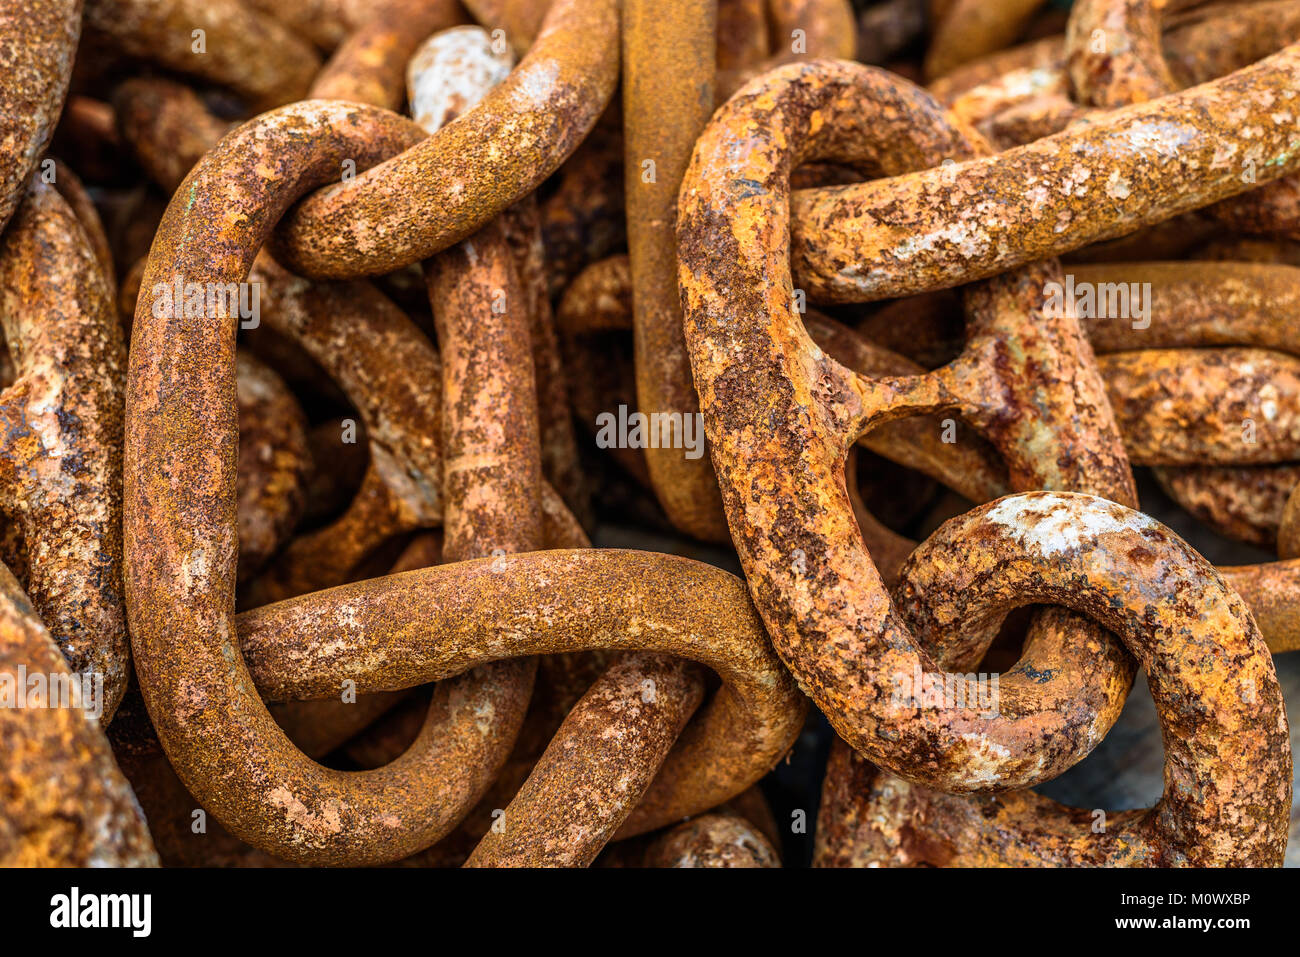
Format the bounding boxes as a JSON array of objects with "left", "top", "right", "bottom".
[{"left": 1, "top": 0, "right": 1298, "bottom": 873}]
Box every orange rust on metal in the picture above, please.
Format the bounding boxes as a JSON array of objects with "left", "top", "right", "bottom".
[
  {"left": 0, "top": 0, "right": 79, "bottom": 236},
  {"left": 233, "top": 351, "right": 310, "bottom": 583},
  {"left": 0, "top": 561, "right": 157, "bottom": 866},
  {"left": 463, "top": 0, "right": 550, "bottom": 55},
  {"left": 930, "top": 0, "right": 1300, "bottom": 104},
  {"left": 768, "top": 0, "right": 857, "bottom": 59},
  {"left": 1156, "top": 463, "right": 1300, "bottom": 550},
  {"left": 273, "top": 0, "right": 620, "bottom": 279},
  {"left": 501, "top": 198, "right": 588, "bottom": 521},
  {"left": 1072, "top": 260, "right": 1300, "bottom": 354},
  {"left": 942, "top": 5, "right": 1300, "bottom": 150},
  {"left": 1066, "top": 0, "right": 1300, "bottom": 235},
  {"left": 558, "top": 252, "right": 1009, "bottom": 506},
  {"left": 234, "top": 549, "right": 807, "bottom": 838},
  {"left": 1221, "top": 560, "right": 1300, "bottom": 653},
  {"left": 788, "top": 46, "right": 1300, "bottom": 303},
  {"left": 124, "top": 100, "right": 525, "bottom": 865},
  {"left": 717, "top": 0, "right": 857, "bottom": 98},
  {"left": 242, "top": 261, "right": 443, "bottom": 606},
  {"left": 635, "top": 810, "right": 781, "bottom": 867},
  {"left": 425, "top": 204, "right": 541, "bottom": 829},
  {"left": 818, "top": 492, "right": 1291, "bottom": 867},
  {"left": 717, "top": 0, "right": 769, "bottom": 71},
  {"left": 624, "top": 0, "right": 728, "bottom": 543},
  {"left": 112, "top": 78, "right": 230, "bottom": 194},
  {"left": 1100, "top": 348, "right": 1300, "bottom": 466},
  {"left": 1066, "top": 0, "right": 1184, "bottom": 107},
  {"left": 431, "top": 217, "right": 541, "bottom": 561},
  {"left": 465, "top": 652, "right": 706, "bottom": 867},
  {"left": 310, "top": 0, "right": 464, "bottom": 110},
  {"left": 49, "top": 160, "right": 115, "bottom": 298},
  {"left": 0, "top": 179, "right": 130, "bottom": 721},
  {"left": 84, "top": 0, "right": 322, "bottom": 111},
  {"left": 678, "top": 60, "right": 1140, "bottom": 790},
  {"left": 926, "top": 0, "right": 1046, "bottom": 81}
]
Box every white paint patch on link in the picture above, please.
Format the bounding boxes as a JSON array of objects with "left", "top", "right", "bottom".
[
  {"left": 407, "top": 26, "right": 515, "bottom": 135},
  {"left": 983, "top": 493, "right": 1156, "bottom": 557}
]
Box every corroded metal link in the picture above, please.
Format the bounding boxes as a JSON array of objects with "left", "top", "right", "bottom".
[
  {"left": 717, "top": 0, "right": 769, "bottom": 71},
  {"left": 624, "top": 0, "right": 729, "bottom": 543},
  {"left": 925, "top": 0, "right": 1046, "bottom": 81},
  {"left": 1155, "top": 463, "right": 1300, "bottom": 550},
  {"left": 407, "top": 25, "right": 586, "bottom": 519},
  {"left": 242, "top": 263, "right": 443, "bottom": 606},
  {"left": 678, "top": 61, "right": 1138, "bottom": 791},
  {"left": 717, "top": 0, "right": 857, "bottom": 99},
  {"left": 124, "top": 101, "right": 510, "bottom": 865},
  {"left": 501, "top": 198, "right": 589, "bottom": 520},
  {"left": 84, "top": 0, "right": 321, "bottom": 111},
  {"left": 0, "top": 0, "right": 79, "bottom": 236},
  {"left": 1210, "top": 176, "right": 1300, "bottom": 240},
  {"left": 632, "top": 810, "right": 781, "bottom": 867},
  {"left": 426, "top": 188, "right": 542, "bottom": 825},
  {"left": 1100, "top": 348, "right": 1300, "bottom": 466},
  {"left": 430, "top": 216, "right": 540, "bottom": 560},
  {"left": 1073, "top": 260, "right": 1300, "bottom": 354},
  {"left": 1223, "top": 560, "right": 1300, "bottom": 652},
  {"left": 788, "top": 46, "right": 1300, "bottom": 303},
  {"left": 50, "top": 160, "right": 114, "bottom": 298},
  {"left": 465, "top": 652, "right": 706, "bottom": 867},
  {"left": 233, "top": 351, "right": 310, "bottom": 583},
  {"left": 930, "top": 0, "right": 1298, "bottom": 101},
  {"left": 0, "top": 179, "right": 130, "bottom": 721},
  {"left": 942, "top": 2, "right": 1300, "bottom": 149},
  {"left": 234, "top": 549, "right": 807, "bottom": 837},
  {"left": 1066, "top": 0, "right": 1300, "bottom": 233},
  {"left": 273, "top": 0, "right": 619, "bottom": 279},
  {"left": 823, "top": 491, "right": 1291, "bottom": 867},
  {"left": 1066, "top": 0, "right": 1193, "bottom": 107},
  {"left": 804, "top": 312, "right": 1009, "bottom": 504},
  {"left": 0, "top": 562, "right": 156, "bottom": 866},
  {"left": 113, "top": 78, "right": 231, "bottom": 195},
  {"left": 310, "top": 0, "right": 463, "bottom": 109},
  {"left": 556, "top": 253, "right": 1010, "bottom": 505}
]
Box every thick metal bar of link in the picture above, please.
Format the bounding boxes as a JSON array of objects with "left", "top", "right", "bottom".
[
  {"left": 0, "top": 561, "right": 157, "bottom": 866},
  {"left": 624, "top": 0, "right": 728, "bottom": 542},
  {"left": 465, "top": 652, "right": 706, "bottom": 867},
  {"left": 789, "top": 45, "right": 1300, "bottom": 303},
  {"left": 234, "top": 549, "right": 807, "bottom": 837},
  {"left": 0, "top": 0, "right": 79, "bottom": 236},
  {"left": 0, "top": 179, "right": 130, "bottom": 720},
  {"left": 272, "top": 0, "right": 619, "bottom": 279},
  {"left": 84, "top": 0, "right": 322, "bottom": 111}
]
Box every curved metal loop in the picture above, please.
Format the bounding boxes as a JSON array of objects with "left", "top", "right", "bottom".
[{"left": 678, "top": 59, "right": 1138, "bottom": 792}]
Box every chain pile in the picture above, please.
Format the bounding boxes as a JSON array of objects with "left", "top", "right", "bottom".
[{"left": 1, "top": 0, "right": 1297, "bottom": 868}]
